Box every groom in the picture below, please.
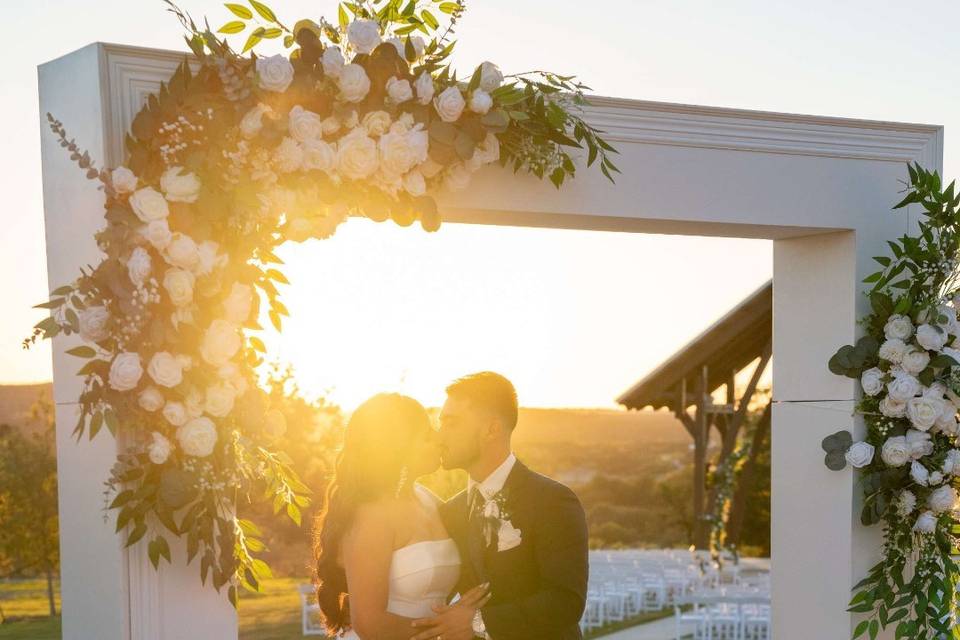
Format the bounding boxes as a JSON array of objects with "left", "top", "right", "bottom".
[{"left": 412, "top": 371, "right": 589, "bottom": 640}]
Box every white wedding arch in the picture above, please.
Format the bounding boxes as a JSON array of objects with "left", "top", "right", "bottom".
[{"left": 39, "top": 42, "right": 941, "bottom": 640}]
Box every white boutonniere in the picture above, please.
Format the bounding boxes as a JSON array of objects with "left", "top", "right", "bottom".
[{"left": 479, "top": 490, "right": 522, "bottom": 552}]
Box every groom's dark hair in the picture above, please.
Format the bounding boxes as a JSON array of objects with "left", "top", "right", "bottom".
[{"left": 446, "top": 371, "right": 519, "bottom": 431}]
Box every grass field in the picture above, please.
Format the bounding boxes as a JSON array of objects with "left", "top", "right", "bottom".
[{"left": 1, "top": 577, "right": 668, "bottom": 639}]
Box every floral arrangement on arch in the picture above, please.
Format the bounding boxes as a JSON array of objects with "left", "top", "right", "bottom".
[
  {"left": 823, "top": 164, "right": 960, "bottom": 639},
  {"left": 25, "top": 0, "right": 618, "bottom": 604}
]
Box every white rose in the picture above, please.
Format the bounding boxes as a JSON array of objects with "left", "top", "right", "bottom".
[
  {"left": 379, "top": 129, "right": 428, "bottom": 177},
  {"left": 141, "top": 219, "right": 172, "bottom": 250},
  {"left": 901, "top": 348, "right": 931, "bottom": 375},
  {"left": 288, "top": 105, "right": 324, "bottom": 142},
  {"left": 163, "top": 233, "right": 200, "bottom": 271},
  {"left": 496, "top": 519, "right": 522, "bottom": 552},
  {"left": 147, "top": 352, "right": 183, "bottom": 388},
  {"left": 478, "top": 61, "right": 503, "bottom": 92},
  {"left": 929, "top": 471, "right": 944, "bottom": 486},
  {"left": 414, "top": 72, "right": 435, "bottom": 105},
  {"left": 79, "top": 306, "right": 110, "bottom": 343},
  {"left": 337, "top": 130, "right": 379, "bottom": 180},
  {"left": 347, "top": 19, "right": 381, "bottom": 54},
  {"left": 138, "top": 386, "right": 165, "bottom": 412},
  {"left": 943, "top": 449, "right": 960, "bottom": 475},
  {"left": 185, "top": 389, "right": 205, "bottom": 418},
  {"left": 240, "top": 103, "right": 273, "bottom": 139},
  {"left": 302, "top": 139, "right": 336, "bottom": 172},
  {"left": 935, "top": 405, "right": 959, "bottom": 435},
  {"left": 256, "top": 54, "right": 295, "bottom": 93},
  {"left": 880, "top": 435, "right": 911, "bottom": 467},
  {"left": 274, "top": 136, "right": 304, "bottom": 173},
  {"left": 147, "top": 432, "right": 173, "bottom": 465},
  {"left": 402, "top": 170, "right": 426, "bottom": 197},
  {"left": 913, "top": 510, "right": 937, "bottom": 533},
  {"left": 177, "top": 416, "right": 218, "bottom": 458},
  {"left": 896, "top": 490, "right": 916, "bottom": 517},
  {"left": 928, "top": 485, "right": 958, "bottom": 513},
  {"left": 386, "top": 76, "right": 413, "bottom": 103},
  {"left": 884, "top": 314, "right": 914, "bottom": 341},
  {"left": 936, "top": 304, "right": 958, "bottom": 335},
  {"left": 907, "top": 396, "right": 945, "bottom": 431},
  {"left": 879, "top": 338, "right": 907, "bottom": 364},
  {"left": 483, "top": 500, "right": 501, "bottom": 519},
  {"left": 162, "top": 268, "right": 194, "bottom": 307},
  {"left": 195, "top": 240, "right": 225, "bottom": 277},
  {"left": 223, "top": 283, "right": 254, "bottom": 324},
  {"left": 845, "top": 441, "right": 874, "bottom": 468},
  {"left": 201, "top": 319, "right": 242, "bottom": 367},
  {"left": 263, "top": 408, "right": 287, "bottom": 440},
  {"left": 418, "top": 157, "right": 444, "bottom": 178},
  {"left": 204, "top": 382, "right": 236, "bottom": 418},
  {"left": 338, "top": 64, "right": 371, "bottom": 103},
  {"left": 916, "top": 324, "right": 947, "bottom": 351},
  {"left": 129, "top": 187, "right": 169, "bottom": 223},
  {"left": 469, "top": 90, "right": 493, "bottom": 115},
  {"left": 887, "top": 373, "right": 920, "bottom": 402},
  {"left": 444, "top": 162, "right": 472, "bottom": 191},
  {"left": 363, "top": 110, "right": 393, "bottom": 137},
  {"left": 879, "top": 396, "right": 907, "bottom": 418},
  {"left": 160, "top": 166, "right": 201, "bottom": 203},
  {"left": 910, "top": 460, "right": 930, "bottom": 486},
  {"left": 112, "top": 167, "right": 137, "bottom": 193},
  {"left": 322, "top": 46, "right": 345, "bottom": 77},
  {"left": 162, "top": 401, "right": 188, "bottom": 427},
  {"left": 321, "top": 116, "right": 341, "bottom": 136},
  {"left": 126, "top": 247, "right": 151, "bottom": 286},
  {"left": 108, "top": 352, "right": 143, "bottom": 391},
  {"left": 860, "top": 367, "right": 884, "bottom": 396},
  {"left": 433, "top": 86, "right": 465, "bottom": 123},
  {"left": 905, "top": 428, "right": 933, "bottom": 459},
  {"left": 473, "top": 132, "right": 500, "bottom": 165}
]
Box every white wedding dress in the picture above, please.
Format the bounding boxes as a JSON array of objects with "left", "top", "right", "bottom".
[{"left": 341, "top": 486, "right": 462, "bottom": 639}]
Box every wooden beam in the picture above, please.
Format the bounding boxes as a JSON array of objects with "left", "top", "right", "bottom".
[
  {"left": 693, "top": 364, "right": 709, "bottom": 550},
  {"left": 727, "top": 401, "right": 772, "bottom": 548}
]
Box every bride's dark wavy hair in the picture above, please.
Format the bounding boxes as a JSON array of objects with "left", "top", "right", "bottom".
[{"left": 312, "top": 392, "right": 432, "bottom": 634}]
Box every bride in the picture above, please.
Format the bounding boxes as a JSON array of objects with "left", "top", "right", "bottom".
[{"left": 313, "top": 393, "right": 489, "bottom": 639}]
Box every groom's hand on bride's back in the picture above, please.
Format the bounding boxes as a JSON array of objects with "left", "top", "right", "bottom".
[{"left": 409, "top": 583, "right": 490, "bottom": 640}]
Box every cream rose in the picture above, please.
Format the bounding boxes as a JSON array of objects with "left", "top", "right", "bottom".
[
  {"left": 204, "top": 383, "right": 236, "bottom": 418},
  {"left": 905, "top": 428, "right": 933, "bottom": 459},
  {"left": 347, "top": 19, "right": 381, "bottom": 54},
  {"left": 141, "top": 219, "right": 172, "bottom": 250},
  {"left": 887, "top": 373, "right": 920, "bottom": 402},
  {"left": 884, "top": 314, "right": 914, "bottom": 341},
  {"left": 379, "top": 129, "right": 428, "bottom": 177},
  {"left": 163, "top": 233, "right": 200, "bottom": 271},
  {"left": 112, "top": 166, "right": 138, "bottom": 193},
  {"left": 302, "top": 139, "right": 336, "bottom": 172},
  {"left": 473, "top": 132, "right": 501, "bottom": 165},
  {"left": 879, "top": 396, "right": 907, "bottom": 418},
  {"left": 185, "top": 389, "right": 205, "bottom": 418},
  {"left": 288, "top": 105, "right": 324, "bottom": 142},
  {"left": 901, "top": 348, "right": 931, "bottom": 375},
  {"left": 79, "top": 306, "right": 110, "bottom": 343},
  {"left": 478, "top": 61, "right": 503, "bottom": 92},
  {"left": 160, "top": 166, "right": 201, "bottom": 203},
  {"left": 363, "top": 110, "right": 392, "bottom": 137},
  {"left": 907, "top": 396, "right": 945, "bottom": 431},
  {"left": 240, "top": 103, "right": 273, "bottom": 139},
  {"left": 916, "top": 324, "right": 947, "bottom": 351},
  {"left": 200, "top": 319, "right": 242, "bottom": 367},
  {"left": 147, "top": 352, "right": 183, "bottom": 388},
  {"left": 162, "top": 268, "right": 194, "bottom": 307},
  {"left": 337, "top": 130, "right": 379, "bottom": 180},
  {"left": 147, "top": 432, "right": 173, "bottom": 465},
  {"left": 129, "top": 187, "right": 169, "bottom": 223},
  {"left": 162, "top": 401, "right": 188, "bottom": 427},
  {"left": 386, "top": 76, "right": 413, "bottom": 104},
  {"left": 223, "top": 283, "right": 254, "bottom": 324},
  {"left": 108, "top": 352, "right": 143, "bottom": 391},
  {"left": 860, "top": 367, "right": 884, "bottom": 396},
  {"left": 433, "top": 86, "right": 465, "bottom": 122},
  {"left": 177, "top": 416, "right": 218, "bottom": 458},
  {"left": 321, "top": 116, "right": 341, "bottom": 136},
  {"left": 126, "top": 247, "right": 151, "bottom": 286},
  {"left": 469, "top": 89, "right": 493, "bottom": 115},
  {"left": 322, "top": 46, "right": 345, "bottom": 77},
  {"left": 845, "top": 441, "right": 874, "bottom": 468},
  {"left": 138, "top": 386, "right": 165, "bottom": 412},
  {"left": 338, "top": 64, "right": 371, "bottom": 103},
  {"left": 195, "top": 240, "right": 225, "bottom": 277},
  {"left": 414, "top": 72, "right": 435, "bottom": 105},
  {"left": 880, "top": 435, "right": 911, "bottom": 467},
  {"left": 256, "top": 54, "right": 295, "bottom": 93}
]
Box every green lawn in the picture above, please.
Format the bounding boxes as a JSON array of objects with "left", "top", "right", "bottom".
[{"left": 1, "top": 577, "right": 670, "bottom": 639}]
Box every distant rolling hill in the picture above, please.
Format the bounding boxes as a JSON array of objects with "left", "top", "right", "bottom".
[{"left": 0, "top": 382, "right": 52, "bottom": 435}]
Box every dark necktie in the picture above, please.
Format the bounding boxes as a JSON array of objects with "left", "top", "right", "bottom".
[{"left": 467, "top": 486, "right": 487, "bottom": 580}]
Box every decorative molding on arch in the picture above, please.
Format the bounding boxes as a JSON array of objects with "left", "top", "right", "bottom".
[{"left": 97, "top": 42, "right": 943, "bottom": 173}]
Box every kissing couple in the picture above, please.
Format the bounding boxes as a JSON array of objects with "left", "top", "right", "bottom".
[{"left": 313, "top": 371, "right": 589, "bottom": 639}]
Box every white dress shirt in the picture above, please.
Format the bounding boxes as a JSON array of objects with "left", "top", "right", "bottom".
[{"left": 468, "top": 453, "right": 517, "bottom": 500}]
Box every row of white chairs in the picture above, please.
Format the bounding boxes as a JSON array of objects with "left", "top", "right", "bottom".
[{"left": 674, "top": 590, "right": 770, "bottom": 640}]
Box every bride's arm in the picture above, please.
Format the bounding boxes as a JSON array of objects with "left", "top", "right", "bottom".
[{"left": 341, "top": 503, "right": 418, "bottom": 640}]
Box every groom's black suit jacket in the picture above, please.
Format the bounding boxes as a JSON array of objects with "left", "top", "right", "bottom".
[{"left": 439, "top": 460, "right": 589, "bottom": 640}]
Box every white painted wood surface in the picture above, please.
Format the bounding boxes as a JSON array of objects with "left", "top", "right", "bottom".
[{"left": 38, "top": 42, "right": 943, "bottom": 639}]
